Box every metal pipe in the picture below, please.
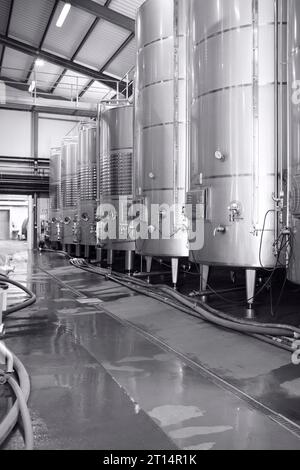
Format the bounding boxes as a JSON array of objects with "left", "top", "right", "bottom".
[{"left": 274, "top": 0, "right": 280, "bottom": 243}]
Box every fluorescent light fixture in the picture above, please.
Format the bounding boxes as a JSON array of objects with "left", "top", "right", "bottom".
[
  {"left": 56, "top": 3, "right": 71, "bottom": 27},
  {"left": 35, "top": 58, "right": 45, "bottom": 67},
  {"left": 29, "top": 80, "right": 36, "bottom": 93}
]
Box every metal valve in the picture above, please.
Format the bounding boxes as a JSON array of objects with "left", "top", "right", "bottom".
[
  {"left": 81, "top": 213, "right": 89, "bottom": 222},
  {"left": 228, "top": 201, "right": 242, "bottom": 222},
  {"left": 213, "top": 225, "right": 226, "bottom": 237},
  {"left": 215, "top": 150, "right": 225, "bottom": 161}
]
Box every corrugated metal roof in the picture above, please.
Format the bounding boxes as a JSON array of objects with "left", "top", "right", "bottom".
[
  {"left": 0, "top": 0, "right": 11, "bottom": 34},
  {"left": 109, "top": 0, "right": 145, "bottom": 20},
  {"left": 2, "top": 47, "right": 33, "bottom": 81},
  {"left": 53, "top": 70, "right": 90, "bottom": 98},
  {"left": 28, "top": 62, "right": 64, "bottom": 91},
  {"left": 9, "top": 0, "right": 56, "bottom": 47},
  {"left": 80, "top": 80, "right": 114, "bottom": 102},
  {"left": 105, "top": 37, "right": 136, "bottom": 79},
  {"left": 43, "top": 1, "right": 96, "bottom": 59},
  {"left": 74, "top": 20, "right": 130, "bottom": 70}
]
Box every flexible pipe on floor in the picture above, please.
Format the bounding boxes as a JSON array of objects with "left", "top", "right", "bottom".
[
  {"left": 69, "top": 260, "right": 296, "bottom": 337},
  {"left": 7, "top": 376, "right": 33, "bottom": 450},
  {"left": 74, "top": 260, "right": 300, "bottom": 336},
  {"left": 0, "top": 276, "right": 37, "bottom": 317},
  {"left": 0, "top": 350, "right": 32, "bottom": 449}
]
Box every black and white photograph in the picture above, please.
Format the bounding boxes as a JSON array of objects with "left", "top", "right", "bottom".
[{"left": 0, "top": 0, "right": 299, "bottom": 454}]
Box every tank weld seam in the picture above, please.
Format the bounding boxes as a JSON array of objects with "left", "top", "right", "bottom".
[
  {"left": 138, "top": 34, "right": 185, "bottom": 51},
  {"left": 196, "top": 173, "right": 276, "bottom": 181},
  {"left": 194, "top": 21, "right": 287, "bottom": 46},
  {"left": 109, "top": 148, "right": 133, "bottom": 152},
  {"left": 142, "top": 121, "right": 185, "bottom": 130},
  {"left": 193, "top": 81, "right": 286, "bottom": 101},
  {"left": 138, "top": 78, "right": 185, "bottom": 91},
  {"left": 143, "top": 187, "right": 185, "bottom": 192}
]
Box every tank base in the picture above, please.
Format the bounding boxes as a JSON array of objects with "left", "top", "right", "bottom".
[
  {"left": 199, "top": 265, "right": 210, "bottom": 293},
  {"left": 107, "top": 250, "right": 114, "bottom": 269},
  {"left": 171, "top": 258, "right": 179, "bottom": 290},
  {"left": 84, "top": 246, "right": 90, "bottom": 260},
  {"left": 75, "top": 245, "right": 81, "bottom": 258},
  {"left": 246, "top": 269, "right": 257, "bottom": 316},
  {"left": 145, "top": 256, "right": 152, "bottom": 283},
  {"left": 245, "top": 306, "right": 256, "bottom": 320},
  {"left": 125, "top": 251, "right": 134, "bottom": 274},
  {"left": 96, "top": 248, "right": 102, "bottom": 264}
]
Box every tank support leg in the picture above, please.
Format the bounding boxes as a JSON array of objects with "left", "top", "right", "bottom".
[
  {"left": 107, "top": 250, "right": 114, "bottom": 269},
  {"left": 96, "top": 248, "right": 102, "bottom": 264},
  {"left": 199, "top": 265, "right": 210, "bottom": 303},
  {"left": 75, "top": 244, "right": 81, "bottom": 258},
  {"left": 84, "top": 245, "right": 90, "bottom": 259},
  {"left": 145, "top": 256, "right": 152, "bottom": 283},
  {"left": 125, "top": 251, "right": 134, "bottom": 275},
  {"left": 171, "top": 258, "right": 179, "bottom": 290},
  {"left": 246, "top": 269, "right": 256, "bottom": 319}
]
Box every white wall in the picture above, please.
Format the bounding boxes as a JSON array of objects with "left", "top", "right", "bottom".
[
  {"left": 0, "top": 110, "right": 31, "bottom": 157},
  {"left": 0, "top": 110, "right": 85, "bottom": 160},
  {"left": 0, "top": 200, "right": 28, "bottom": 238},
  {"left": 38, "top": 116, "right": 81, "bottom": 159}
]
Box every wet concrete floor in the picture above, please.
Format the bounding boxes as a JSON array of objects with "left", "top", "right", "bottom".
[{"left": 1, "top": 247, "right": 300, "bottom": 450}]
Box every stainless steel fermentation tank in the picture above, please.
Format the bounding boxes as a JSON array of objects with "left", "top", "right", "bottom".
[
  {"left": 288, "top": 0, "right": 300, "bottom": 285},
  {"left": 49, "top": 147, "right": 62, "bottom": 245},
  {"left": 98, "top": 105, "right": 135, "bottom": 272},
  {"left": 61, "top": 136, "right": 79, "bottom": 252},
  {"left": 78, "top": 122, "right": 97, "bottom": 258},
  {"left": 189, "top": 0, "right": 287, "bottom": 311},
  {"left": 135, "top": 0, "right": 190, "bottom": 287}
]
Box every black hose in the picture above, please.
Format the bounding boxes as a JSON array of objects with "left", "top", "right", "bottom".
[
  {"left": 158, "top": 287, "right": 298, "bottom": 337},
  {"left": 0, "top": 275, "right": 37, "bottom": 317},
  {"left": 7, "top": 376, "right": 34, "bottom": 450},
  {"left": 69, "top": 260, "right": 298, "bottom": 337},
  {"left": 0, "top": 353, "right": 31, "bottom": 449},
  {"left": 81, "top": 263, "right": 300, "bottom": 336}
]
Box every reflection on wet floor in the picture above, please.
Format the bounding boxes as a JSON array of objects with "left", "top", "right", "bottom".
[{"left": 1, "top": 249, "right": 300, "bottom": 450}]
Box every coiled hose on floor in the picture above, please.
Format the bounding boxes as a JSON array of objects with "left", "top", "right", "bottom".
[{"left": 0, "top": 346, "right": 33, "bottom": 450}]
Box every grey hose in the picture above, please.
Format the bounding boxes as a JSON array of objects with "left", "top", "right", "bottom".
[
  {"left": 0, "top": 353, "right": 32, "bottom": 449},
  {"left": 7, "top": 376, "right": 34, "bottom": 450},
  {"left": 0, "top": 276, "right": 37, "bottom": 317},
  {"left": 69, "top": 260, "right": 297, "bottom": 337}
]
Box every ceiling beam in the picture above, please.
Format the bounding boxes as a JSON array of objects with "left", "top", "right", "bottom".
[
  {"left": 0, "top": 102, "right": 97, "bottom": 117},
  {"left": 25, "top": 0, "right": 60, "bottom": 84},
  {"left": 0, "top": 0, "right": 14, "bottom": 73},
  {"left": 79, "top": 32, "right": 135, "bottom": 99},
  {"left": 0, "top": 34, "right": 125, "bottom": 92},
  {"left": 0, "top": 75, "right": 69, "bottom": 101},
  {"left": 68, "top": 0, "right": 135, "bottom": 32},
  {"left": 50, "top": 15, "right": 100, "bottom": 94}
]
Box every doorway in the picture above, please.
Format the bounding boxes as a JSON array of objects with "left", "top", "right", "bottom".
[
  {"left": 0, "top": 195, "right": 30, "bottom": 254},
  {"left": 0, "top": 210, "right": 9, "bottom": 240}
]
